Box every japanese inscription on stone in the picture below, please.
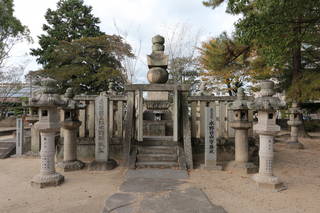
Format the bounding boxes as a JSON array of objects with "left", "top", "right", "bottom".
[
  {"left": 95, "top": 96, "right": 109, "bottom": 161},
  {"left": 205, "top": 107, "right": 217, "bottom": 164}
]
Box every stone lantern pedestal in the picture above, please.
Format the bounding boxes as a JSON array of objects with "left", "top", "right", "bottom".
[
  {"left": 287, "top": 102, "right": 304, "bottom": 149},
  {"left": 251, "top": 81, "right": 286, "bottom": 191},
  {"left": 31, "top": 129, "right": 64, "bottom": 188},
  {"left": 227, "top": 88, "right": 257, "bottom": 174},
  {"left": 58, "top": 120, "right": 84, "bottom": 171},
  {"left": 30, "top": 78, "right": 64, "bottom": 188}
]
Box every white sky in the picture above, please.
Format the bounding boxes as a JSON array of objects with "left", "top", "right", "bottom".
[{"left": 7, "top": 0, "right": 239, "bottom": 83}]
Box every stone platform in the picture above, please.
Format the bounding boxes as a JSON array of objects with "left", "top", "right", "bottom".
[{"left": 102, "top": 169, "right": 227, "bottom": 213}]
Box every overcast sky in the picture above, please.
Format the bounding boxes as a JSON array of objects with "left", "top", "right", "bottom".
[{"left": 7, "top": 0, "right": 239, "bottom": 83}]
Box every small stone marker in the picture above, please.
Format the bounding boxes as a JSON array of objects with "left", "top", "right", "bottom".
[
  {"left": 203, "top": 107, "right": 222, "bottom": 170},
  {"left": 88, "top": 94, "right": 116, "bottom": 170},
  {"left": 16, "top": 118, "right": 24, "bottom": 156}
]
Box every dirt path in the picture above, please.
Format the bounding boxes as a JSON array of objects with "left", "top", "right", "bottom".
[
  {"left": 0, "top": 158, "right": 125, "bottom": 213},
  {"left": 0, "top": 133, "right": 319, "bottom": 213}
]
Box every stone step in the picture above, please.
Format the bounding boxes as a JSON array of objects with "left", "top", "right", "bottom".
[
  {"left": 138, "top": 146, "right": 177, "bottom": 155},
  {"left": 136, "top": 161, "right": 179, "bottom": 169},
  {"left": 137, "top": 153, "right": 178, "bottom": 162},
  {"left": 143, "top": 136, "right": 173, "bottom": 141},
  {"left": 140, "top": 140, "right": 177, "bottom": 146},
  {"left": 0, "top": 142, "right": 15, "bottom": 159}
]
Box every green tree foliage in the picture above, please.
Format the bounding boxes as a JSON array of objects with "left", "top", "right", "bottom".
[
  {"left": 0, "top": 0, "right": 30, "bottom": 67},
  {"left": 199, "top": 32, "right": 276, "bottom": 96},
  {"left": 30, "top": 0, "right": 104, "bottom": 68},
  {"left": 31, "top": 35, "right": 134, "bottom": 94},
  {"left": 202, "top": 0, "right": 320, "bottom": 102}
]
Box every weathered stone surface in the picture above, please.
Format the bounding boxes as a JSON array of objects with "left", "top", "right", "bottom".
[
  {"left": 251, "top": 80, "right": 285, "bottom": 190},
  {"left": 203, "top": 107, "right": 222, "bottom": 170},
  {"left": 87, "top": 159, "right": 117, "bottom": 171},
  {"left": 102, "top": 169, "right": 226, "bottom": 213},
  {"left": 139, "top": 188, "right": 227, "bottom": 213},
  {"left": 120, "top": 177, "right": 185, "bottom": 193},
  {"left": 57, "top": 160, "right": 85, "bottom": 172},
  {"left": 103, "top": 193, "right": 137, "bottom": 213},
  {"left": 126, "top": 168, "right": 188, "bottom": 179}
]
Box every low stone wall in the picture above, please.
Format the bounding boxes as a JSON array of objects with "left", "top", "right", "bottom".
[{"left": 56, "top": 137, "right": 124, "bottom": 163}]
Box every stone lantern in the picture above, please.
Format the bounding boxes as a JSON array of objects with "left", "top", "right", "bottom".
[
  {"left": 30, "top": 78, "right": 65, "bottom": 188},
  {"left": 227, "top": 88, "right": 257, "bottom": 174},
  {"left": 251, "top": 81, "right": 285, "bottom": 190},
  {"left": 57, "top": 88, "right": 85, "bottom": 171},
  {"left": 287, "top": 102, "right": 304, "bottom": 149}
]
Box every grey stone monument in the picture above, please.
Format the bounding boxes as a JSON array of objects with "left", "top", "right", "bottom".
[
  {"left": 30, "top": 78, "right": 65, "bottom": 188},
  {"left": 287, "top": 102, "right": 304, "bottom": 149},
  {"left": 15, "top": 118, "right": 24, "bottom": 156},
  {"left": 57, "top": 88, "right": 85, "bottom": 171},
  {"left": 226, "top": 88, "right": 257, "bottom": 174},
  {"left": 88, "top": 93, "right": 117, "bottom": 170},
  {"left": 202, "top": 107, "right": 222, "bottom": 170},
  {"left": 251, "top": 81, "right": 286, "bottom": 191}
]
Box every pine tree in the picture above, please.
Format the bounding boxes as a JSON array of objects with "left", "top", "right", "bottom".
[{"left": 30, "top": 0, "right": 104, "bottom": 68}]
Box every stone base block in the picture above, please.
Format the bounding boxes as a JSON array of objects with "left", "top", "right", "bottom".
[
  {"left": 287, "top": 141, "right": 304, "bottom": 149},
  {"left": 226, "top": 161, "right": 258, "bottom": 174},
  {"left": 31, "top": 173, "right": 64, "bottom": 188},
  {"left": 57, "top": 160, "right": 85, "bottom": 172},
  {"left": 88, "top": 159, "right": 117, "bottom": 171},
  {"left": 200, "top": 164, "right": 223, "bottom": 171},
  {"left": 252, "top": 174, "right": 287, "bottom": 192}
]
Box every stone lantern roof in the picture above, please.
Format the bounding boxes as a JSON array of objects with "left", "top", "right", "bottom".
[
  {"left": 288, "top": 102, "right": 302, "bottom": 114},
  {"left": 29, "top": 78, "right": 64, "bottom": 108},
  {"left": 230, "top": 88, "right": 250, "bottom": 110},
  {"left": 250, "top": 81, "right": 283, "bottom": 111},
  {"left": 60, "top": 88, "right": 85, "bottom": 111}
]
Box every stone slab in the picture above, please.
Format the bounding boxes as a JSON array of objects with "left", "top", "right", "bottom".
[
  {"left": 103, "top": 193, "right": 137, "bottom": 213},
  {"left": 139, "top": 187, "right": 227, "bottom": 213},
  {"left": 120, "top": 177, "right": 185, "bottom": 193},
  {"left": 126, "top": 169, "right": 188, "bottom": 180}
]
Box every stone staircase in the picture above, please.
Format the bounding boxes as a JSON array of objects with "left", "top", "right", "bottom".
[
  {"left": 136, "top": 138, "right": 179, "bottom": 168},
  {"left": 0, "top": 142, "right": 15, "bottom": 159}
]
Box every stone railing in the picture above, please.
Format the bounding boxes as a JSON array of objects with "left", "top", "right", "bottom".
[{"left": 73, "top": 94, "right": 127, "bottom": 142}]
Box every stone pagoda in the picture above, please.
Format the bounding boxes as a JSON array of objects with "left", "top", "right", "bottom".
[{"left": 143, "top": 35, "right": 172, "bottom": 136}]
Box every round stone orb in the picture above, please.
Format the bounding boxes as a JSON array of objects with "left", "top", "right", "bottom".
[{"left": 147, "top": 67, "right": 168, "bottom": 84}]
